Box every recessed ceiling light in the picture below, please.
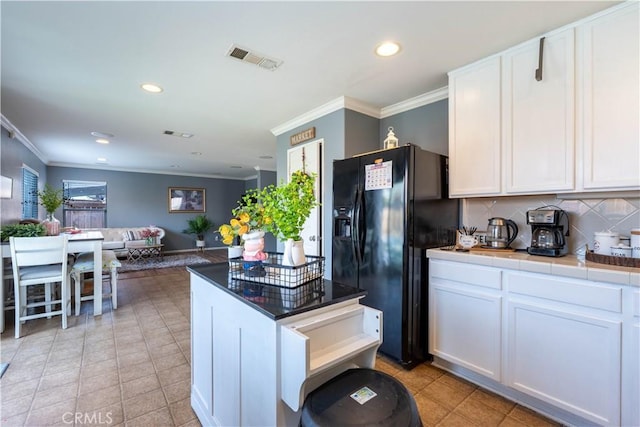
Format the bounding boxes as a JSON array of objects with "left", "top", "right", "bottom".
[
  {"left": 141, "top": 83, "right": 163, "bottom": 93},
  {"left": 96, "top": 138, "right": 110, "bottom": 144},
  {"left": 170, "top": 164, "right": 180, "bottom": 168},
  {"left": 375, "top": 41, "right": 401, "bottom": 57},
  {"left": 91, "top": 131, "right": 114, "bottom": 138},
  {"left": 191, "top": 152, "right": 202, "bottom": 156},
  {"left": 96, "top": 157, "right": 107, "bottom": 163}
]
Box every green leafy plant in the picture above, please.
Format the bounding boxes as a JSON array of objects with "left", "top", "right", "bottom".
[
  {"left": 38, "top": 184, "right": 64, "bottom": 214},
  {"left": 183, "top": 214, "right": 214, "bottom": 241},
  {"left": 261, "top": 170, "right": 318, "bottom": 242},
  {"left": 0, "top": 223, "right": 46, "bottom": 241}
]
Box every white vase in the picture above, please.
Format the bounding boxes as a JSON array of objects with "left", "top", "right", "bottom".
[
  {"left": 228, "top": 245, "right": 243, "bottom": 259},
  {"left": 283, "top": 238, "right": 305, "bottom": 266},
  {"left": 42, "top": 213, "right": 60, "bottom": 236}
]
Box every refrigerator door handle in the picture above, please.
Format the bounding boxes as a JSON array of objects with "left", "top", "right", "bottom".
[
  {"left": 352, "top": 188, "right": 362, "bottom": 264},
  {"left": 354, "top": 187, "right": 366, "bottom": 262}
]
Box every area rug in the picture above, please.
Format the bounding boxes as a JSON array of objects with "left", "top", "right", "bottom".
[{"left": 118, "top": 253, "right": 212, "bottom": 272}]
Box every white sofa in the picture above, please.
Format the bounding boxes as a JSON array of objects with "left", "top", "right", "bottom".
[{"left": 85, "top": 226, "right": 165, "bottom": 258}]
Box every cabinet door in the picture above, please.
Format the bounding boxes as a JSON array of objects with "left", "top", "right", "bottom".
[
  {"left": 503, "top": 28, "right": 575, "bottom": 194},
  {"left": 506, "top": 299, "right": 621, "bottom": 425},
  {"left": 430, "top": 280, "right": 502, "bottom": 381},
  {"left": 448, "top": 56, "right": 502, "bottom": 197},
  {"left": 579, "top": 3, "right": 640, "bottom": 190},
  {"left": 622, "top": 288, "right": 639, "bottom": 427}
]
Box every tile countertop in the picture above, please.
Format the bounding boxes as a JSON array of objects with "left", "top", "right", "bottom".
[{"left": 426, "top": 248, "right": 640, "bottom": 288}]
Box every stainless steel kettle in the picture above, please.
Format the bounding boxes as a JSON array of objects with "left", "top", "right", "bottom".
[{"left": 486, "top": 217, "right": 518, "bottom": 248}]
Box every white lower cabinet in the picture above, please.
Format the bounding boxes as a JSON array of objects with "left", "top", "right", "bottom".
[
  {"left": 622, "top": 287, "right": 640, "bottom": 427},
  {"left": 429, "top": 260, "right": 502, "bottom": 380},
  {"left": 505, "top": 270, "right": 622, "bottom": 425},
  {"left": 428, "top": 259, "right": 636, "bottom": 426}
]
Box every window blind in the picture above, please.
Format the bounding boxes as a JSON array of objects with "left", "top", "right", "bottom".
[{"left": 22, "top": 167, "right": 38, "bottom": 219}]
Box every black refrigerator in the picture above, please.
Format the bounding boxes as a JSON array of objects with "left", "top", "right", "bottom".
[{"left": 332, "top": 145, "right": 459, "bottom": 367}]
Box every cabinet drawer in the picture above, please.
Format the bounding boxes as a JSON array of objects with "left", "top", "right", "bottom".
[
  {"left": 505, "top": 271, "right": 622, "bottom": 313},
  {"left": 280, "top": 304, "right": 382, "bottom": 411},
  {"left": 430, "top": 259, "right": 501, "bottom": 290}
]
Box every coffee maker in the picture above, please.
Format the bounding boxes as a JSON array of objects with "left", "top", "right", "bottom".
[{"left": 526, "top": 209, "right": 569, "bottom": 257}]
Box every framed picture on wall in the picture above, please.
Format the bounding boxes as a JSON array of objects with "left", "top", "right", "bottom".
[
  {"left": 1, "top": 176, "right": 12, "bottom": 199},
  {"left": 168, "top": 187, "right": 205, "bottom": 213}
]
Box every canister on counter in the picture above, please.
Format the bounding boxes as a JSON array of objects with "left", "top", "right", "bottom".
[{"left": 593, "top": 231, "right": 620, "bottom": 255}]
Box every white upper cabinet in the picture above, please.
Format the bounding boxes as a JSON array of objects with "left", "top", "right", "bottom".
[
  {"left": 448, "top": 56, "right": 502, "bottom": 197},
  {"left": 503, "top": 28, "right": 575, "bottom": 194},
  {"left": 577, "top": 2, "right": 640, "bottom": 191},
  {"left": 447, "top": 2, "right": 639, "bottom": 197}
]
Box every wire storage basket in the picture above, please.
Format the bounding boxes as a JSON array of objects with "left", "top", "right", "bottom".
[{"left": 229, "top": 253, "right": 325, "bottom": 309}]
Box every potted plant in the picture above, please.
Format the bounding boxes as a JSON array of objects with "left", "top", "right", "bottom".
[
  {"left": 261, "top": 170, "right": 318, "bottom": 266},
  {"left": 183, "top": 214, "right": 214, "bottom": 250},
  {"left": 218, "top": 191, "right": 271, "bottom": 263},
  {"left": 0, "top": 223, "right": 46, "bottom": 241},
  {"left": 38, "top": 184, "right": 64, "bottom": 235}
]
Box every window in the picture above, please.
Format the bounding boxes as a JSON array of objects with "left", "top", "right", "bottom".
[
  {"left": 21, "top": 165, "right": 39, "bottom": 219},
  {"left": 62, "top": 180, "right": 107, "bottom": 228}
]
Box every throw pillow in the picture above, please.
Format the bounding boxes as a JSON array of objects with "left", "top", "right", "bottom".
[{"left": 122, "top": 230, "right": 143, "bottom": 241}]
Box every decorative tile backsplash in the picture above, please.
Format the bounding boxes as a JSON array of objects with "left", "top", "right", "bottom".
[{"left": 462, "top": 194, "right": 640, "bottom": 254}]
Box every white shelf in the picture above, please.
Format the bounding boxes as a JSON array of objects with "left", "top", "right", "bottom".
[
  {"left": 280, "top": 304, "right": 382, "bottom": 411},
  {"left": 309, "top": 334, "right": 380, "bottom": 375}
]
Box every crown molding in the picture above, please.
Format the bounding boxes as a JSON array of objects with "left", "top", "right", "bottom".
[
  {"left": 47, "top": 161, "right": 255, "bottom": 181},
  {"left": 1, "top": 114, "right": 48, "bottom": 163},
  {"left": 271, "top": 88, "right": 449, "bottom": 135},
  {"left": 271, "top": 96, "right": 380, "bottom": 136},
  {"left": 342, "top": 96, "right": 381, "bottom": 119},
  {"left": 380, "top": 86, "right": 448, "bottom": 118}
]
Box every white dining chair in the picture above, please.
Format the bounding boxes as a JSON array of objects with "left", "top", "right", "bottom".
[
  {"left": 10, "top": 235, "right": 70, "bottom": 338},
  {"left": 70, "top": 250, "right": 120, "bottom": 316}
]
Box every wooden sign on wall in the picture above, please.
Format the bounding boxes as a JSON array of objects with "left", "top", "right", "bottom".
[{"left": 290, "top": 127, "right": 316, "bottom": 146}]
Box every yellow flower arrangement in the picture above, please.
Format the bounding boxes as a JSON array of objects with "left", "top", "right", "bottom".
[{"left": 218, "top": 190, "right": 270, "bottom": 246}]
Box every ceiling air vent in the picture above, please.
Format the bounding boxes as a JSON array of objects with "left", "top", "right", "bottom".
[
  {"left": 226, "top": 44, "right": 283, "bottom": 71},
  {"left": 163, "top": 130, "right": 193, "bottom": 138}
]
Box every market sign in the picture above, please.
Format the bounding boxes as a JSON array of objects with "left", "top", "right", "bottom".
[{"left": 290, "top": 127, "right": 316, "bottom": 146}]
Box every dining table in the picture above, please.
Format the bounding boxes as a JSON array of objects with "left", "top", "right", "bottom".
[{"left": 1, "top": 231, "right": 105, "bottom": 333}]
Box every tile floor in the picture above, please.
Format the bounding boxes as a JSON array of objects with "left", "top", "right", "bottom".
[{"left": 1, "top": 252, "right": 562, "bottom": 427}]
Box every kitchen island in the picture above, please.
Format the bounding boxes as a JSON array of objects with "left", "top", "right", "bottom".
[
  {"left": 188, "top": 262, "right": 382, "bottom": 427},
  {"left": 426, "top": 248, "right": 639, "bottom": 427}
]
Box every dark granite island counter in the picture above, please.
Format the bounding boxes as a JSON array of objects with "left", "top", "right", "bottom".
[
  {"left": 188, "top": 262, "right": 383, "bottom": 427},
  {"left": 187, "top": 262, "right": 367, "bottom": 320}
]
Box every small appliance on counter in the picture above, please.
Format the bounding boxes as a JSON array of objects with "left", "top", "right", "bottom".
[
  {"left": 486, "top": 217, "right": 518, "bottom": 249},
  {"left": 526, "top": 208, "right": 569, "bottom": 257}
]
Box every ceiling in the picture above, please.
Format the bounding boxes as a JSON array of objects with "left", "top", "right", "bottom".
[{"left": 1, "top": 1, "right": 617, "bottom": 180}]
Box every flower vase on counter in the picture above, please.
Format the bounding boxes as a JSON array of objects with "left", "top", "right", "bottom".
[
  {"left": 145, "top": 237, "right": 154, "bottom": 246},
  {"left": 242, "top": 231, "right": 267, "bottom": 277},
  {"left": 42, "top": 213, "right": 60, "bottom": 236},
  {"left": 283, "top": 238, "right": 306, "bottom": 266}
]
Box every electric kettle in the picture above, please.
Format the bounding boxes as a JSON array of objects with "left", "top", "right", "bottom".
[{"left": 486, "top": 217, "right": 518, "bottom": 249}]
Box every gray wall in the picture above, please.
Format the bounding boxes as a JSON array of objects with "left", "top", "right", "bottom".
[
  {"left": 46, "top": 166, "right": 246, "bottom": 251},
  {"left": 0, "top": 126, "right": 48, "bottom": 225},
  {"left": 380, "top": 99, "right": 449, "bottom": 156}
]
